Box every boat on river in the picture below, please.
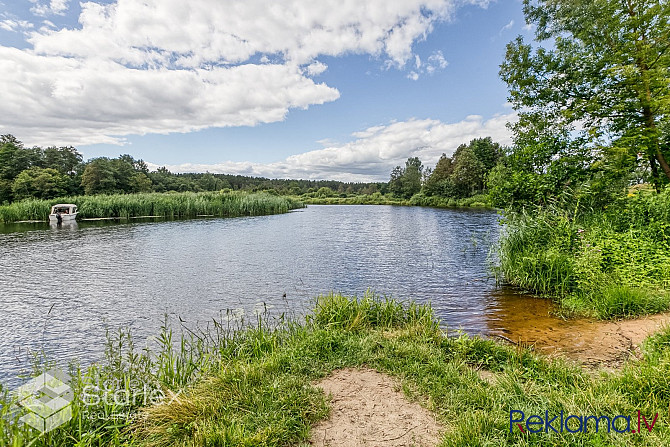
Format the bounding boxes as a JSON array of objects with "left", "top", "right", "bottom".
[{"left": 49, "top": 204, "right": 78, "bottom": 223}]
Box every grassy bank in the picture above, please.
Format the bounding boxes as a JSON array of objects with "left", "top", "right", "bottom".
[
  {"left": 2, "top": 294, "right": 669, "bottom": 446},
  {"left": 497, "top": 188, "right": 670, "bottom": 319},
  {"left": 302, "top": 192, "right": 493, "bottom": 208},
  {"left": 0, "top": 191, "right": 304, "bottom": 223}
]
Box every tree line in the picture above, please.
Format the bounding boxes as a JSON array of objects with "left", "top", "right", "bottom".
[
  {"left": 386, "top": 137, "right": 503, "bottom": 201},
  {"left": 0, "top": 134, "right": 384, "bottom": 203}
]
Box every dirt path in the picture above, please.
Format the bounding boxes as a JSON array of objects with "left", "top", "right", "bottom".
[
  {"left": 486, "top": 295, "right": 670, "bottom": 368},
  {"left": 308, "top": 368, "right": 442, "bottom": 447}
]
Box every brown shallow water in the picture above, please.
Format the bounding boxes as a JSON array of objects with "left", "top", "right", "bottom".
[{"left": 485, "top": 290, "right": 670, "bottom": 368}]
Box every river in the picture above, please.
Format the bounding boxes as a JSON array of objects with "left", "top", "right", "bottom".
[{"left": 0, "top": 205, "right": 538, "bottom": 386}]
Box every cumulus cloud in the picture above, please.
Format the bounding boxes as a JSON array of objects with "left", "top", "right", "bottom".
[
  {"left": 0, "top": 0, "right": 488, "bottom": 146},
  {"left": 149, "top": 113, "right": 516, "bottom": 181}
]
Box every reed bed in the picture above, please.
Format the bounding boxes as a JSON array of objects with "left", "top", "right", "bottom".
[
  {"left": 496, "top": 188, "right": 670, "bottom": 318},
  {"left": 0, "top": 191, "right": 304, "bottom": 223}
]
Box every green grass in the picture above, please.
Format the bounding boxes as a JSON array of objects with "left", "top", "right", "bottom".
[
  {"left": 496, "top": 187, "right": 670, "bottom": 319},
  {"left": 0, "top": 191, "right": 304, "bottom": 222},
  {"left": 2, "top": 294, "right": 670, "bottom": 446}
]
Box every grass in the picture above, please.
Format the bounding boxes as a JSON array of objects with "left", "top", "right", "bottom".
[
  {"left": 2, "top": 294, "right": 670, "bottom": 446},
  {"left": 496, "top": 187, "right": 670, "bottom": 319},
  {"left": 0, "top": 191, "right": 304, "bottom": 223}
]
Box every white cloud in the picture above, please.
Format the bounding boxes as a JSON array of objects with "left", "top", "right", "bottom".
[
  {"left": 0, "top": 18, "right": 34, "bottom": 32},
  {"left": 407, "top": 50, "right": 448, "bottom": 79},
  {"left": 0, "top": 47, "right": 339, "bottom": 146},
  {"left": 500, "top": 19, "right": 514, "bottom": 33},
  {"left": 305, "top": 61, "right": 328, "bottom": 76},
  {"left": 148, "top": 113, "right": 516, "bottom": 181},
  {"left": 30, "top": 0, "right": 69, "bottom": 16},
  {"left": 1, "top": 0, "right": 488, "bottom": 146}
]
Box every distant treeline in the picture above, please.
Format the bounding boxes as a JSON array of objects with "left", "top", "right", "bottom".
[
  {"left": 0, "top": 133, "right": 504, "bottom": 206},
  {"left": 0, "top": 134, "right": 384, "bottom": 204}
]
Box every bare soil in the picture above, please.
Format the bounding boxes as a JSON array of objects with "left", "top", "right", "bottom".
[{"left": 308, "top": 368, "right": 443, "bottom": 447}]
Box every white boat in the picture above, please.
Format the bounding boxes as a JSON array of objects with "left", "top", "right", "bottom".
[{"left": 49, "top": 204, "right": 78, "bottom": 223}]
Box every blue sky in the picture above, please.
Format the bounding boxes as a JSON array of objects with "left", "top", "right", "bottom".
[{"left": 0, "top": 0, "right": 532, "bottom": 181}]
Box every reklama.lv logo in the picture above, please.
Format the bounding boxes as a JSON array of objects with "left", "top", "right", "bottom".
[{"left": 510, "top": 410, "right": 659, "bottom": 434}]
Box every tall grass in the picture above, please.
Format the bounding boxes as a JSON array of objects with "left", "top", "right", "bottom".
[
  {"left": 0, "top": 191, "right": 304, "bottom": 223},
  {"left": 2, "top": 294, "right": 670, "bottom": 446},
  {"left": 496, "top": 187, "right": 670, "bottom": 318}
]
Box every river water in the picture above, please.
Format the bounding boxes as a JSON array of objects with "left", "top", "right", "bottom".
[{"left": 0, "top": 205, "right": 539, "bottom": 386}]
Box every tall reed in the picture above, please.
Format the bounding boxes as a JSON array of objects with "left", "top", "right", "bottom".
[{"left": 0, "top": 191, "right": 304, "bottom": 223}]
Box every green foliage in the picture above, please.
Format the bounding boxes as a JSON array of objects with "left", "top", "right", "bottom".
[
  {"left": 388, "top": 157, "right": 423, "bottom": 199},
  {"left": 497, "top": 188, "right": 670, "bottom": 318},
  {"left": 424, "top": 138, "right": 503, "bottom": 201},
  {"left": 501, "top": 0, "right": 670, "bottom": 187},
  {"left": 11, "top": 167, "right": 68, "bottom": 200}
]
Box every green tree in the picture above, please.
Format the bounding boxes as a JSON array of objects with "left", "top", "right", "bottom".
[
  {"left": 43, "top": 146, "right": 83, "bottom": 175},
  {"left": 470, "top": 137, "right": 502, "bottom": 172},
  {"left": 424, "top": 154, "right": 453, "bottom": 196},
  {"left": 81, "top": 158, "right": 117, "bottom": 195},
  {"left": 316, "top": 186, "right": 335, "bottom": 198},
  {"left": 402, "top": 157, "right": 423, "bottom": 199},
  {"left": 12, "top": 167, "right": 67, "bottom": 200},
  {"left": 130, "top": 172, "right": 153, "bottom": 192},
  {"left": 0, "top": 135, "right": 35, "bottom": 202},
  {"left": 389, "top": 165, "right": 404, "bottom": 197},
  {"left": 451, "top": 145, "right": 485, "bottom": 197},
  {"left": 500, "top": 0, "right": 670, "bottom": 188}
]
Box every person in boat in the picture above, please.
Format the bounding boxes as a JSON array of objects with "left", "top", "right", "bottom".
[{"left": 55, "top": 210, "right": 62, "bottom": 225}]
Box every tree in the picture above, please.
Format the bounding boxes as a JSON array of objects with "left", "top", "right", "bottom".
[
  {"left": 12, "top": 167, "right": 67, "bottom": 200},
  {"left": 470, "top": 137, "right": 502, "bottom": 172},
  {"left": 389, "top": 165, "right": 404, "bottom": 197},
  {"left": 451, "top": 145, "right": 485, "bottom": 197},
  {"left": 424, "top": 154, "right": 453, "bottom": 196},
  {"left": 500, "top": 0, "right": 670, "bottom": 188},
  {"left": 402, "top": 157, "right": 423, "bottom": 198},
  {"left": 0, "top": 135, "right": 40, "bottom": 202},
  {"left": 43, "top": 146, "right": 83, "bottom": 176},
  {"left": 81, "top": 158, "right": 117, "bottom": 195}
]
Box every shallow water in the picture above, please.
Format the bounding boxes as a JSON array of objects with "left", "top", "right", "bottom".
[{"left": 0, "top": 204, "right": 555, "bottom": 385}]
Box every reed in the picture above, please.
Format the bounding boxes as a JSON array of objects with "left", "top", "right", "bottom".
[
  {"left": 0, "top": 191, "right": 304, "bottom": 223},
  {"left": 496, "top": 188, "right": 670, "bottom": 318}
]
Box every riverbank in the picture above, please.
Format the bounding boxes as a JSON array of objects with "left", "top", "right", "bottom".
[
  {"left": 301, "top": 192, "right": 493, "bottom": 209},
  {"left": 0, "top": 191, "right": 304, "bottom": 223},
  {"left": 497, "top": 187, "right": 670, "bottom": 320},
  {"left": 2, "top": 294, "right": 669, "bottom": 446}
]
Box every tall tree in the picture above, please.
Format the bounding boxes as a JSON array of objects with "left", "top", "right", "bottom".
[
  {"left": 402, "top": 157, "right": 423, "bottom": 198},
  {"left": 451, "top": 145, "right": 485, "bottom": 196},
  {"left": 500, "top": 0, "right": 670, "bottom": 187},
  {"left": 389, "top": 165, "right": 404, "bottom": 197}
]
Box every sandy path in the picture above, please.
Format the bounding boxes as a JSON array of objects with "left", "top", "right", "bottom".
[{"left": 308, "top": 368, "right": 443, "bottom": 447}]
